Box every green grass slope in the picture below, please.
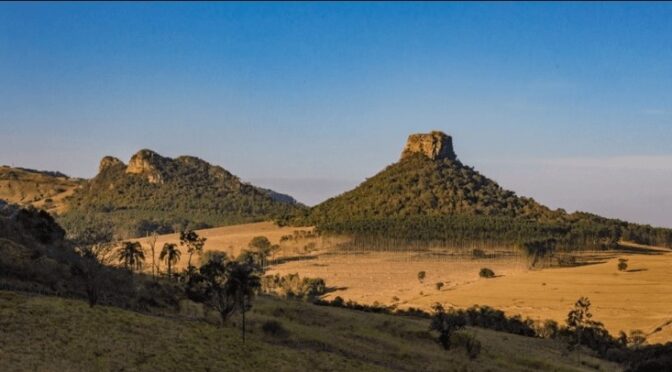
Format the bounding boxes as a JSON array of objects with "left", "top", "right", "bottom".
[{"left": 0, "top": 291, "right": 619, "bottom": 372}]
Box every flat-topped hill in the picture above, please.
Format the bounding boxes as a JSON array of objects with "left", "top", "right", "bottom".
[{"left": 300, "top": 131, "right": 672, "bottom": 249}]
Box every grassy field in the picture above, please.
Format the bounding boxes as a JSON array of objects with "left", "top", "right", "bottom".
[
  {"left": 0, "top": 290, "right": 619, "bottom": 371},
  {"left": 0, "top": 166, "right": 81, "bottom": 214},
  {"left": 133, "top": 221, "right": 328, "bottom": 271},
  {"left": 142, "top": 222, "right": 672, "bottom": 345},
  {"left": 271, "top": 247, "right": 672, "bottom": 345}
]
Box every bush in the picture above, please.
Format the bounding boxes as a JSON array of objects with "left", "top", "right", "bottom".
[
  {"left": 618, "top": 258, "right": 628, "bottom": 272},
  {"left": 472, "top": 249, "right": 486, "bottom": 258},
  {"left": 261, "top": 273, "right": 327, "bottom": 299},
  {"left": 262, "top": 320, "right": 289, "bottom": 338},
  {"left": 537, "top": 319, "right": 559, "bottom": 339},
  {"left": 435, "top": 282, "right": 444, "bottom": 291},
  {"left": 479, "top": 268, "right": 495, "bottom": 278},
  {"left": 430, "top": 303, "right": 466, "bottom": 350},
  {"left": 452, "top": 332, "right": 482, "bottom": 360},
  {"left": 417, "top": 271, "right": 426, "bottom": 283}
]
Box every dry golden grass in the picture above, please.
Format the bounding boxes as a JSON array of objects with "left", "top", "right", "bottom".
[
  {"left": 144, "top": 222, "right": 672, "bottom": 344},
  {"left": 0, "top": 166, "right": 80, "bottom": 214},
  {"left": 134, "top": 221, "right": 328, "bottom": 272}
]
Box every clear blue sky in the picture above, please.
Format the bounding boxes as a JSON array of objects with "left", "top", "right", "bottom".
[{"left": 1, "top": 3, "right": 671, "bottom": 226}]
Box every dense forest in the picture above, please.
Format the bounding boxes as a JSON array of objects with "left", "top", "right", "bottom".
[{"left": 294, "top": 155, "right": 672, "bottom": 250}]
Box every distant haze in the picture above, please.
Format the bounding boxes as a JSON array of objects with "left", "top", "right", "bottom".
[{"left": 1, "top": 3, "right": 671, "bottom": 227}]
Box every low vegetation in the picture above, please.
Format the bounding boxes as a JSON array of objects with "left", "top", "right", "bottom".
[{"left": 479, "top": 267, "right": 496, "bottom": 278}]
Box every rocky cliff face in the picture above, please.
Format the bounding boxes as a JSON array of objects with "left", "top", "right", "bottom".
[
  {"left": 125, "top": 149, "right": 169, "bottom": 184},
  {"left": 400, "top": 131, "right": 456, "bottom": 161},
  {"left": 99, "top": 156, "right": 125, "bottom": 173}
]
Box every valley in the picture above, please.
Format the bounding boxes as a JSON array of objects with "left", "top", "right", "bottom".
[{"left": 140, "top": 221, "right": 672, "bottom": 345}]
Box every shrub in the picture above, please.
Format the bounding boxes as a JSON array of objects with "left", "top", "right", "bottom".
[
  {"left": 472, "top": 249, "right": 486, "bottom": 258},
  {"left": 452, "top": 332, "right": 482, "bottom": 360},
  {"left": 430, "top": 303, "right": 466, "bottom": 350},
  {"left": 479, "top": 268, "right": 495, "bottom": 278},
  {"left": 435, "top": 282, "right": 444, "bottom": 291},
  {"left": 618, "top": 258, "right": 628, "bottom": 272},
  {"left": 556, "top": 255, "right": 577, "bottom": 267},
  {"left": 417, "top": 271, "right": 426, "bottom": 283},
  {"left": 261, "top": 273, "right": 326, "bottom": 299},
  {"left": 537, "top": 319, "right": 559, "bottom": 339},
  {"left": 262, "top": 320, "right": 289, "bottom": 338}
]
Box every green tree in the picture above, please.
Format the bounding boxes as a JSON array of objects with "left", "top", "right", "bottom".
[
  {"left": 430, "top": 303, "right": 466, "bottom": 350},
  {"left": 117, "top": 241, "right": 145, "bottom": 272},
  {"left": 566, "top": 296, "right": 593, "bottom": 361},
  {"left": 228, "top": 260, "right": 262, "bottom": 343},
  {"left": 70, "top": 227, "right": 116, "bottom": 307},
  {"left": 248, "top": 236, "right": 273, "bottom": 269},
  {"left": 159, "top": 242, "right": 181, "bottom": 280},
  {"left": 180, "top": 230, "right": 206, "bottom": 269},
  {"left": 188, "top": 254, "right": 237, "bottom": 325}
]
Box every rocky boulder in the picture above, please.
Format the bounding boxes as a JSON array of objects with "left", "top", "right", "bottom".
[{"left": 99, "top": 156, "right": 125, "bottom": 173}]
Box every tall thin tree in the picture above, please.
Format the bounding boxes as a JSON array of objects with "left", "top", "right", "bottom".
[
  {"left": 160, "top": 242, "right": 181, "bottom": 280},
  {"left": 147, "top": 232, "right": 159, "bottom": 279},
  {"left": 180, "top": 230, "right": 206, "bottom": 269}
]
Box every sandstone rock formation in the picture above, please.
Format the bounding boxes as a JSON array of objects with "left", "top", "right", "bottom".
[
  {"left": 125, "top": 149, "right": 168, "bottom": 184},
  {"left": 98, "top": 156, "right": 125, "bottom": 173},
  {"left": 400, "top": 131, "right": 456, "bottom": 161}
]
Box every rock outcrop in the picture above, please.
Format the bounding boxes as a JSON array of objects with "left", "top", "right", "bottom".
[
  {"left": 99, "top": 156, "right": 125, "bottom": 173},
  {"left": 125, "top": 149, "right": 168, "bottom": 184},
  {"left": 400, "top": 131, "right": 457, "bottom": 161}
]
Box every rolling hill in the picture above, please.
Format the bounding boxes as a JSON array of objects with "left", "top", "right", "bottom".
[
  {"left": 0, "top": 290, "right": 620, "bottom": 371},
  {"left": 0, "top": 166, "right": 83, "bottom": 214},
  {"left": 1, "top": 150, "right": 306, "bottom": 239}
]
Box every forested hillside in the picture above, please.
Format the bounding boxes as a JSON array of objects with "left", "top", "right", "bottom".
[
  {"left": 57, "top": 150, "right": 305, "bottom": 239},
  {"left": 297, "top": 134, "right": 672, "bottom": 250}
]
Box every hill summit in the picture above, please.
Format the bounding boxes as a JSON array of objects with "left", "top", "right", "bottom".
[
  {"left": 305, "top": 131, "right": 554, "bottom": 224},
  {"left": 58, "top": 149, "right": 304, "bottom": 238},
  {"left": 400, "top": 131, "right": 457, "bottom": 161},
  {"left": 299, "top": 131, "right": 672, "bottom": 249}
]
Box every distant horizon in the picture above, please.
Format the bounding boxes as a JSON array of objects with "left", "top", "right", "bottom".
[
  {"left": 2, "top": 2, "right": 671, "bottom": 227},
  {"left": 3, "top": 138, "right": 672, "bottom": 230}
]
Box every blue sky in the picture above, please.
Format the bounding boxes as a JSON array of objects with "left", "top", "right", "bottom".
[{"left": 1, "top": 3, "right": 671, "bottom": 226}]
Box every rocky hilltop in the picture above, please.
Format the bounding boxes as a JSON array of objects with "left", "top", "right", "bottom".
[
  {"left": 57, "top": 149, "right": 304, "bottom": 238},
  {"left": 400, "top": 131, "right": 457, "bottom": 161},
  {"left": 125, "top": 149, "right": 170, "bottom": 184},
  {"left": 306, "top": 130, "right": 550, "bottom": 224},
  {"left": 301, "top": 131, "right": 672, "bottom": 249}
]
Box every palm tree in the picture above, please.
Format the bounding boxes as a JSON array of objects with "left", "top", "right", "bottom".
[
  {"left": 160, "top": 242, "right": 181, "bottom": 280},
  {"left": 118, "top": 241, "right": 145, "bottom": 272},
  {"left": 227, "top": 261, "right": 261, "bottom": 343}
]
